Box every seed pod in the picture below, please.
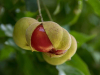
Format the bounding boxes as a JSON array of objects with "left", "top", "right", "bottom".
[
  {"left": 13, "top": 17, "right": 38, "bottom": 50},
  {"left": 26, "top": 21, "right": 71, "bottom": 52},
  {"left": 42, "top": 35, "right": 77, "bottom": 65},
  {"left": 13, "top": 17, "right": 77, "bottom": 65}
]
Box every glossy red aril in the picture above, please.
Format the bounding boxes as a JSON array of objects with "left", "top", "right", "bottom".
[{"left": 31, "top": 24, "right": 53, "bottom": 52}]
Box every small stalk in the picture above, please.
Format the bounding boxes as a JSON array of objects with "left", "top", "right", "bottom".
[{"left": 37, "top": 0, "right": 43, "bottom": 22}]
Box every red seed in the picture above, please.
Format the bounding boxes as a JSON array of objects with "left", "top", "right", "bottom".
[{"left": 31, "top": 24, "right": 53, "bottom": 52}]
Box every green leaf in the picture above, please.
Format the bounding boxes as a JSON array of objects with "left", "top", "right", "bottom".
[
  {"left": 70, "top": 31, "right": 96, "bottom": 48},
  {"left": 24, "top": 11, "right": 38, "bottom": 17},
  {"left": 0, "top": 45, "right": 15, "bottom": 61},
  {"left": 16, "top": 51, "right": 58, "bottom": 75},
  {"left": 0, "top": 28, "right": 5, "bottom": 37},
  {"left": 0, "top": 0, "right": 13, "bottom": 10},
  {"left": 54, "top": 0, "right": 83, "bottom": 25},
  {"left": 82, "top": 44, "right": 100, "bottom": 65},
  {"left": 91, "top": 51, "right": 100, "bottom": 64},
  {"left": 68, "top": 0, "right": 83, "bottom": 25},
  {"left": 66, "top": 54, "right": 90, "bottom": 75},
  {"left": 86, "top": 0, "right": 100, "bottom": 16},
  {"left": 57, "top": 63, "right": 84, "bottom": 75}
]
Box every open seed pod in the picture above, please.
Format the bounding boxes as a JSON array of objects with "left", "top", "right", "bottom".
[
  {"left": 13, "top": 17, "right": 38, "bottom": 50},
  {"left": 13, "top": 17, "right": 77, "bottom": 65},
  {"left": 26, "top": 21, "right": 71, "bottom": 55},
  {"left": 42, "top": 35, "right": 77, "bottom": 65}
]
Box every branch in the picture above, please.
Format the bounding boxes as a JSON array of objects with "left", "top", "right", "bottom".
[
  {"left": 42, "top": 1, "right": 53, "bottom": 21},
  {"left": 37, "top": 0, "right": 43, "bottom": 22}
]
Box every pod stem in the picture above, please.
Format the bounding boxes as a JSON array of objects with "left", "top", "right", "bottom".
[
  {"left": 41, "top": 1, "right": 53, "bottom": 21},
  {"left": 37, "top": 0, "right": 43, "bottom": 22}
]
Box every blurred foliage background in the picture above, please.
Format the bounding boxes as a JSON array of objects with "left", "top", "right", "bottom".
[{"left": 0, "top": 0, "right": 100, "bottom": 75}]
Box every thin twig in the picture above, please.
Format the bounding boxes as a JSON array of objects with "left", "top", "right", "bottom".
[
  {"left": 42, "top": 1, "right": 53, "bottom": 21},
  {"left": 37, "top": 0, "right": 43, "bottom": 22}
]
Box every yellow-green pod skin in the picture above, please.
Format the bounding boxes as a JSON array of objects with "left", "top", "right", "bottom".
[
  {"left": 26, "top": 22, "right": 42, "bottom": 51},
  {"left": 26, "top": 21, "right": 71, "bottom": 52},
  {"left": 13, "top": 17, "right": 38, "bottom": 50},
  {"left": 43, "top": 22, "right": 71, "bottom": 50},
  {"left": 42, "top": 35, "right": 77, "bottom": 65}
]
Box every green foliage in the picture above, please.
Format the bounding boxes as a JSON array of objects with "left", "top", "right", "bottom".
[
  {"left": 0, "top": 0, "right": 100, "bottom": 75},
  {"left": 57, "top": 64, "right": 84, "bottom": 75},
  {"left": 0, "top": 46, "right": 15, "bottom": 61},
  {"left": 0, "top": 29, "right": 5, "bottom": 37},
  {"left": 86, "top": 0, "right": 100, "bottom": 16},
  {"left": 66, "top": 54, "right": 90, "bottom": 75},
  {"left": 16, "top": 51, "right": 58, "bottom": 75},
  {"left": 70, "top": 31, "right": 95, "bottom": 48}
]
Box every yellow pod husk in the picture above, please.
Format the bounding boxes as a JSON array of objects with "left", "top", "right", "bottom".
[
  {"left": 43, "top": 22, "right": 71, "bottom": 50},
  {"left": 56, "top": 28, "right": 71, "bottom": 50},
  {"left": 42, "top": 35, "right": 77, "bottom": 65},
  {"left": 26, "top": 21, "right": 71, "bottom": 51},
  {"left": 13, "top": 17, "right": 38, "bottom": 50}
]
